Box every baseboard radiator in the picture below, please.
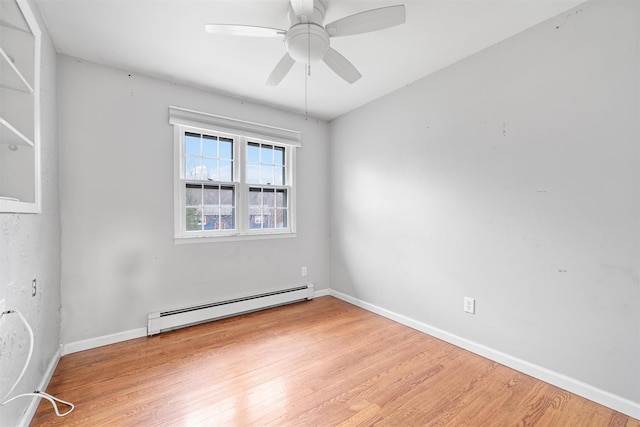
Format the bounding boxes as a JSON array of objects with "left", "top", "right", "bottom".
[{"left": 147, "top": 284, "right": 314, "bottom": 335}]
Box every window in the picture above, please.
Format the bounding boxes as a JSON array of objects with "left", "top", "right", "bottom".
[
  {"left": 183, "top": 132, "right": 235, "bottom": 232},
  {"left": 170, "top": 107, "right": 301, "bottom": 241},
  {"left": 247, "top": 142, "right": 288, "bottom": 231}
]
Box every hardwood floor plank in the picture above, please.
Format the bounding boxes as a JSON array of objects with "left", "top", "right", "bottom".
[{"left": 30, "top": 297, "right": 638, "bottom": 426}]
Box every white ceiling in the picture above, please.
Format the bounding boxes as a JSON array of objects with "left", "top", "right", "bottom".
[{"left": 36, "top": 0, "right": 585, "bottom": 121}]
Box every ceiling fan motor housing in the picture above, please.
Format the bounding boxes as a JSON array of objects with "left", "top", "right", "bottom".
[
  {"left": 285, "top": 24, "right": 330, "bottom": 63},
  {"left": 285, "top": 0, "right": 328, "bottom": 63}
]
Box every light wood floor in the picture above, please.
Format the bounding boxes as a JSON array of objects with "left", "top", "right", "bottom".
[{"left": 31, "top": 296, "right": 637, "bottom": 426}]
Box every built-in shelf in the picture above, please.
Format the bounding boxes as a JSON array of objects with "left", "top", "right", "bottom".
[
  {"left": 0, "top": 0, "right": 40, "bottom": 213},
  {"left": 0, "top": 45, "right": 34, "bottom": 93},
  {"left": 0, "top": 117, "right": 34, "bottom": 147}
]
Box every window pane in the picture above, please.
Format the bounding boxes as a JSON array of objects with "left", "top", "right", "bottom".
[
  {"left": 185, "top": 183, "right": 236, "bottom": 232},
  {"left": 220, "top": 186, "right": 234, "bottom": 206},
  {"left": 204, "top": 215, "right": 217, "bottom": 230},
  {"left": 219, "top": 160, "right": 232, "bottom": 182},
  {"left": 185, "top": 133, "right": 200, "bottom": 156},
  {"left": 203, "top": 186, "right": 219, "bottom": 205},
  {"left": 247, "top": 164, "right": 260, "bottom": 184},
  {"left": 185, "top": 132, "right": 233, "bottom": 184},
  {"left": 221, "top": 207, "right": 235, "bottom": 229},
  {"left": 249, "top": 188, "right": 261, "bottom": 207},
  {"left": 248, "top": 142, "right": 260, "bottom": 163},
  {"left": 185, "top": 156, "right": 201, "bottom": 180},
  {"left": 263, "top": 188, "right": 275, "bottom": 207},
  {"left": 185, "top": 184, "right": 202, "bottom": 206},
  {"left": 276, "top": 189, "right": 287, "bottom": 208},
  {"left": 264, "top": 207, "right": 276, "bottom": 229},
  {"left": 274, "top": 166, "right": 284, "bottom": 186},
  {"left": 220, "top": 138, "right": 233, "bottom": 159},
  {"left": 245, "top": 186, "right": 288, "bottom": 230},
  {"left": 262, "top": 166, "right": 274, "bottom": 185},
  {"left": 261, "top": 145, "right": 274, "bottom": 164},
  {"left": 276, "top": 208, "right": 287, "bottom": 228},
  {"left": 202, "top": 158, "right": 217, "bottom": 181},
  {"left": 247, "top": 142, "right": 287, "bottom": 185},
  {"left": 186, "top": 207, "right": 202, "bottom": 231},
  {"left": 274, "top": 147, "right": 284, "bottom": 166},
  {"left": 249, "top": 207, "right": 262, "bottom": 229},
  {"left": 202, "top": 135, "right": 217, "bottom": 158},
  {"left": 203, "top": 206, "right": 219, "bottom": 230}
]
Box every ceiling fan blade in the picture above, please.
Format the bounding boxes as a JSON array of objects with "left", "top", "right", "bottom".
[
  {"left": 204, "top": 24, "right": 286, "bottom": 37},
  {"left": 325, "top": 5, "right": 406, "bottom": 37},
  {"left": 267, "top": 53, "right": 296, "bottom": 86},
  {"left": 290, "top": 0, "right": 314, "bottom": 20},
  {"left": 322, "top": 48, "right": 362, "bottom": 84}
]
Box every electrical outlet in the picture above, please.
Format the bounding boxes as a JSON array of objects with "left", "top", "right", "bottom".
[
  {"left": 464, "top": 297, "right": 475, "bottom": 314},
  {"left": 32, "top": 279, "right": 37, "bottom": 297},
  {"left": 301, "top": 266, "right": 308, "bottom": 277}
]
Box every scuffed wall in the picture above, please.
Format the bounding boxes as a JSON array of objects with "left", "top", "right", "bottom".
[{"left": 0, "top": 0, "right": 60, "bottom": 425}]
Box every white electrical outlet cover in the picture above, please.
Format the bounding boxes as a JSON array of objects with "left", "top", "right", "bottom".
[{"left": 464, "top": 297, "right": 475, "bottom": 314}]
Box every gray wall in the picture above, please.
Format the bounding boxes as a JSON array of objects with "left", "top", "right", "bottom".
[
  {"left": 0, "top": 0, "right": 60, "bottom": 424},
  {"left": 330, "top": 0, "right": 639, "bottom": 403},
  {"left": 58, "top": 56, "right": 330, "bottom": 344}
]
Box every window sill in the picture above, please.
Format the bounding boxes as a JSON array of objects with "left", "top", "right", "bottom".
[{"left": 174, "top": 231, "right": 297, "bottom": 244}]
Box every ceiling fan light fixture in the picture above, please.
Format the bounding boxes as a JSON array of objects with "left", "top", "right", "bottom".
[{"left": 284, "top": 24, "right": 329, "bottom": 63}]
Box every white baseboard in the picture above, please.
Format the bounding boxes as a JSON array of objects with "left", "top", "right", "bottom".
[
  {"left": 18, "top": 344, "right": 63, "bottom": 427},
  {"left": 313, "top": 288, "right": 330, "bottom": 298},
  {"left": 57, "top": 289, "right": 638, "bottom": 419},
  {"left": 328, "top": 289, "right": 640, "bottom": 420},
  {"left": 63, "top": 327, "right": 147, "bottom": 355}
]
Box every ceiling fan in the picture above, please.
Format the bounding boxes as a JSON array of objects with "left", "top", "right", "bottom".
[{"left": 205, "top": 0, "right": 406, "bottom": 86}]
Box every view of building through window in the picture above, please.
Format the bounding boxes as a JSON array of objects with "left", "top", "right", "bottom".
[{"left": 181, "top": 131, "right": 290, "bottom": 234}]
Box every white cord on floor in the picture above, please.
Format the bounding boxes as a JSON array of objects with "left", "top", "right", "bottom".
[{"left": 0, "top": 309, "right": 75, "bottom": 417}]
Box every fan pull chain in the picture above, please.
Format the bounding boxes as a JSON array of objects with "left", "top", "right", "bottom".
[
  {"left": 307, "top": 23, "right": 311, "bottom": 76},
  {"left": 305, "top": 23, "right": 310, "bottom": 119},
  {"left": 304, "top": 64, "right": 308, "bottom": 119}
]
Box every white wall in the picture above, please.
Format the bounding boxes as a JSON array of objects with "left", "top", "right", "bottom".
[
  {"left": 0, "top": 0, "right": 60, "bottom": 424},
  {"left": 330, "top": 0, "right": 639, "bottom": 406},
  {"left": 58, "top": 56, "right": 330, "bottom": 344}
]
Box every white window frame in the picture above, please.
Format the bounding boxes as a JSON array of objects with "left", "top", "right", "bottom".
[{"left": 170, "top": 106, "right": 301, "bottom": 243}]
